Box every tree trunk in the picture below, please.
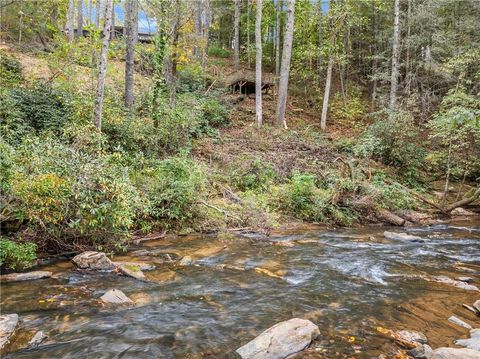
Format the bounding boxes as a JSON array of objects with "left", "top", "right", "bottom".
[
  {"left": 76, "top": 0, "right": 83, "bottom": 37},
  {"left": 201, "top": 0, "right": 211, "bottom": 68},
  {"left": 389, "top": 0, "right": 400, "bottom": 110},
  {"left": 88, "top": 0, "right": 92, "bottom": 25},
  {"left": 255, "top": 0, "right": 262, "bottom": 128},
  {"left": 68, "top": 0, "right": 75, "bottom": 41},
  {"left": 275, "top": 0, "right": 295, "bottom": 128},
  {"left": 95, "top": 0, "right": 100, "bottom": 28},
  {"left": 93, "top": 0, "right": 113, "bottom": 130},
  {"left": 320, "top": 56, "right": 333, "bottom": 130},
  {"left": 124, "top": 0, "right": 138, "bottom": 108},
  {"left": 194, "top": 0, "right": 201, "bottom": 59},
  {"left": 247, "top": 0, "right": 251, "bottom": 68},
  {"left": 110, "top": 1, "right": 115, "bottom": 39},
  {"left": 168, "top": 0, "right": 181, "bottom": 108},
  {"left": 275, "top": 0, "right": 281, "bottom": 80},
  {"left": 234, "top": 0, "right": 241, "bottom": 70}
]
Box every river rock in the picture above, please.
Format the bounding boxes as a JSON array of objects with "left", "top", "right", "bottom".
[
  {"left": 433, "top": 347, "right": 480, "bottom": 359},
  {"left": 473, "top": 300, "right": 480, "bottom": 313},
  {"left": 383, "top": 231, "right": 426, "bottom": 242},
  {"left": 118, "top": 264, "right": 147, "bottom": 281},
  {"left": 451, "top": 207, "right": 477, "bottom": 217},
  {"left": 432, "top": 276, "right": 479, "bottom": 291},
  {"left": 448, "top": 316, "right": 473, "bottom": 330},
  {"left": 100, "top": 289, "right": 133, "bottom": 304},
  {"left": 456, "top": 329, "right": 480, "bottom": 351},
  {"left": 28, "top": 331, "right": 47, "bottom": 347},
  {"left": 410, "top": 344, "right": 434, "bottom": 359},
  {"left": 0, "top": 271, "right": 52, "bottom": 282},
  {"left": 0, "top": 314, "right": 19, "bottom": 350},
  {"left": 394, "top": 330, "right": 428, "bottom": 348},
  {"left": 72, "top": 251, "right": 115, "bottom": 270},
  {"left": 458, "top": 277, "right": 474, "bottom": 283},
  {"left": 235, "top": 318, "right": 320, "bottom": 359},
  {"left": 114, "top": 262, "right": 156, "bottom": 271},
  {"left": 178, "top": 256, "right": 193, "bottom": 266}
]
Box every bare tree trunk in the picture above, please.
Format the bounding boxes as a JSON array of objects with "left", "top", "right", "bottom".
[
  {"left": 234, "top": 0, "right": 241, "bottom": 70},
  {"left": 88, "top": 0, "right": 92, "bottom": 25},
  {"left": 95, "top": 0, "right": 100, "bottom": 28},
  {"left": 111, "top": 1, "right": 115, "bottom": 39},
  {"left": 247, "top": 0, "right": 251, "bottom": 68},
  {"left": 389, "top": 0, "right": 400, "bottom": 110},
  {"left": 194, "top": 0, "right": 201, "bottom": 59},
  {"left": 255, "top": 0, "right": 262, "bottom": 128},
  {"left": 93, "top": 0, "right": 113, "bottom": 130},
  {"left": 320, "top": 56, "right": 333, "bottom": 130},
  {"left": 201, "top": 0, "right": 211, "bottom": 68},
  {"left": 370, "top": 0, "right": 377, "bottom": 111},
  {"left": 275, "top": 0, "right": 295, "bottom": 128},
  {"left": 68, "top": 0, "right": 75, "bottom": 41},
  {"left": 124, "top": 0, "right": 138, "bottom": 108},
  {"left": 168, "top": 0, "right": 181, "bottom": 108},
  {"left": 275, "top": 0, "right": 281, "bottom": 80},
  {"left": 76, "top": 0, "right": 83, "bottom": 37}
]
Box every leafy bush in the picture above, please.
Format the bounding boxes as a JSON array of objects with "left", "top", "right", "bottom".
[
  {"left": 208, "top": 44, "right": 230, "bottom": 58},
  {"left": 134, "top": 155, "right": 205, "bottom": 227},
  {"left": 1, "top": 84, "right": 72, "bottom": 137},
  {"left": 201, "top": 98, "right": 230, "bottom": 128},
  {"left": 427, "top": 90, "right": 480, "bottom": 179},
  {"left": 354, "top": 110, "right": 425, "bottom": 179},
  {"left": 0, "top": 239, "right": 37, "bottom": 270},
  {"left": 232, "top": 157, "right": 276, "bottom": 192},
  {"left": 0, "top": 50, "right": 22, "bottom": 87},
  {"left": 330, "top": 87, "right": 366, "bottom": 126},
  {"left": 3, "top": 135, "right": 141, "bottom": 249}
]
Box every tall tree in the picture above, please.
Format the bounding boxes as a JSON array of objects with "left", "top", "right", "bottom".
[
  {"left": 255, "top": 0, "right": 262, "bottom": 128},
  {"left": 275, "top": 0, "right": 295, "bottom": 128},
  {"left": 93, "top": 0, "right": 113, "bottom": 130},
  {"left": 320, "top": 57, "right": 333, "bottom": 130},
  {"left": 193, "top": 0, "right": 201, "bottom": 59},
  {"left": 110, "top": 0, "right": 115, "bottom": 39},
  {"left": 76, "top": 0, "right": 83, "bottom": 37},
  {"left": 275, "top": 0, "right": 281, "bottom": 79},
  {"left": 124, "top": 0, "right": 138, "bottom": 108},
  {"left": 247, "top": 0, "right": 251, "bottom": 68},
  {"left": 234, "top": 0, "right": 241, "bottom": 70},
  {"left": 95, "top": 0, "right": 100, "bottom": 28},
  {"left": 200, "top": 0, "right": 211, "bottom": 68},
  {"left": 389, "top": 0, "right": 400, "bottom": 110},
  {"left": 68, "top": 0, "right": 75, "bottom": 41}
]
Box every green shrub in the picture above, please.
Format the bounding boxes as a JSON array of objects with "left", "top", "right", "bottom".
[
  {"left": 330, "top": 87, "right": 366, "bottom": 126},
  {"left": 134, "top": 155, "right": 205, "bottom": 227},
  {"left": 201, "top": 98, "right": 230, "bottom": 128},
  {"left": 0, "top": 239, "right": 37, "bottom": 270},
  {"left": 208, "top": 44, "right": 230, "bottom": 58},
  {"left": 0, "top": 50, "right": 22, "bottom": 87},
  {"left": 367, "top": 173, "right": 417, "bottom": 210},
  {"left": 427, "top": 90, "right": 480, "bottom": 179},
  {"left": 3, "top": 84, "right": 72, "bottom": 135},
  {"left": 232, "top": 157, "right": 276, "bottom": 192},
  {"left": 354, "top": 110, "right": 425, "bottom": 180},
  {"left": 3, "top": 135, "right": 141, "bottom": 249}
]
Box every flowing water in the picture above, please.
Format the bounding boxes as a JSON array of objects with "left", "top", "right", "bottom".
[{"left": 2, "top": 221, "right": 480, "bottom": 358}]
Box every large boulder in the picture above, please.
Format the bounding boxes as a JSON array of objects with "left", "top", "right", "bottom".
[
  {"left": 118, "top": 264, "right": 147, "bottom": 281},
  {"left": 72, "top": 251, "right": 115, "bottom": 270},
  {"left": 236, "top": 318, "right": 320, "bottom": 359},
  {"left": 456, "top": 329, "right": 480, "bottom": 351},
  {"left": 410, "top": 344, "right": 434, "bottom": 359},
  {"left": 394, "top": 330, "right": 428, "bottom": 348},
  {"left": 100, "top": 289, "right": 133, "bottom": 305},
  {"left": 433, "top": 347, "right": 480, "bottom": 359},
  {"left": 0, "top": 314, "right": 19, "bottom": 350},
  {"left": 383, "top": 231, "right": 426, "bottom": 242},
  {"left": 1, "top": 271, "right": 52, "bottom": 282}
]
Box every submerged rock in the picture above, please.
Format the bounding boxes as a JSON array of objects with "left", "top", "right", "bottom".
[
  {"left": 254, "top": 267, "right": 284, "bottom": 280},
  {"left": 236, "top": 318, "right": 320, "bottom": 359},
  {"left": 28, "top": 331, "right": 47, "bottom": 347},
  {"left": 178, "top": 256, "right": 193, "bottom": 266},
  {"left": 433, "top": 347, "right": 480, "bottom": 359},
  {"left": 433, "top": 276, "right": 479, "bottom": 291},
  {"left": 72, "top": 251, "right": 115, "bottom": 271},
  {"left": 410, "top": 344, "right": 434, "bottom": 359},
  {"left": 457, "top": 277, "right": 474, "bottom": 283},
  {"left": 114, "top": 262, "right": 156, "bottom": 271},
  {"left": 448, "top": 316, "right": 473, "bottom": 330},
  {"left": 456, "top": 329, "right": 480, "bottom": 351},
  {"left": 0, "top": 271, "right": 52, "bottom": 282},
  {"left": 394, "top": 330, "right": 428, "bottom": 349},
  {"left": 118, "top": 264, "right": 147, "bottom": 281},
  {"left": 383, "top": 231, "right": 426, "bottom": 242},
  {"left": 100, "top": 289, "right": 133, "bottom": 304},
  {"left": 0, "top": 314, "right": 19, "bottom": 350}
]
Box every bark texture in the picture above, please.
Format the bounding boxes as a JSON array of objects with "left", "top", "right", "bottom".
[
  {"left": 93, "top": 0, "right": 113, "bottom": 130},
  {"left": 389, "top": 0, "right": 400, "bottom": 110},
  {"left": 68, "top": 0, "right": 75, "bottom": 41},
  {"left": 124, "top": 0, "right": 138, "bottom": 108},
  {"left": 275, "top": 0, "right": 295, "bottom": 128},
  {"left": 255, "top": 0, "right": 263, "bottom": 128},
  {"left": 320, "top": 57, "right": 333, "bottom": 130},
  {"left": 76, "top": 0, "right": 83, "bottom": 37},
  {"left": 234, "top": 0, "right": 241, "bottom": 70}
]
